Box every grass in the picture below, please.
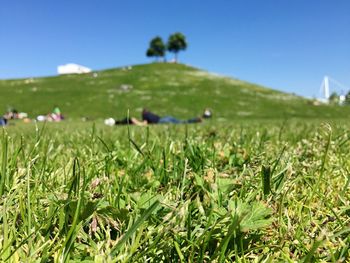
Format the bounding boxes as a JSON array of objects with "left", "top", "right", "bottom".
[
  {"left": 1, "top": 63, "right": 350, "bottom": 120},
  {"left": 0, "top": 119, "right": 350, "bottom": 262}
]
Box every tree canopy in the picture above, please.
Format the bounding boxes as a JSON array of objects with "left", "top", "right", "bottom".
[
  {"left": 345, "top": 90, "right": 350, "bottom": 105},
  {"left": 146, "top": 33, "right": 188, "bottom": 63},
  {"left": 167, "top": 32, "right": 187, "bottom": 62},
  {"left": 146, "top": 36, "right": 166, "bottom": 61},
  {"left": 329, "top": 91, "right": 339, "bottom": 105}
]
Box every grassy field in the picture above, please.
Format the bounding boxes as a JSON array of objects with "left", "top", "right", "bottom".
[
  {"left": 1, "top": 64, "right": 350, "bottom": 261},
  {"left": 1, "top": 63, "right": 350, "bottom": 120},
  {"left": 1, "top": 120, "right": 350, "bottom": 262}
]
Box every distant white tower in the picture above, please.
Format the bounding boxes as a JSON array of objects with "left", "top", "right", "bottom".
[
  {"left": 322, "top": 76, "right": 330, "bottom": 100},
  {"left": 319, "top": 75, "right": 349, "bottom": 104}
]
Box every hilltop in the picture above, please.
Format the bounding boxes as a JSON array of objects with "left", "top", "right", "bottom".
[{"left": 0, "top": 63, "right": 349, "bottom": 120}]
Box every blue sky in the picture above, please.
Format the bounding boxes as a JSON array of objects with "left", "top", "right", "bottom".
[{"left": 1, "top": 0, "right": 349, "bottom": 97}]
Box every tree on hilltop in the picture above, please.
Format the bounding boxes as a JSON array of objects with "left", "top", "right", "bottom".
[
  {"left": 345, "top": 90, "right": 350, "bottom": 105},
  {"left": 167, "top": 32, "right": 187, "bottom": 63},
  {"left": 329, "top": 91, "right": 339, "bottom": 105},
  {"left": 146, "top": 36, "right": 166, "bottom": 62}
]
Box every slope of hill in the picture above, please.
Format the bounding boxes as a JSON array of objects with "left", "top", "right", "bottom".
[{"left": 0, "top": 63, "right": 349, "bottom": 120}]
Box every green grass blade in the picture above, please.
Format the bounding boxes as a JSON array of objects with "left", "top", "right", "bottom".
[{"left": 110, "top": 200, "right": 160, "bottom": 257}]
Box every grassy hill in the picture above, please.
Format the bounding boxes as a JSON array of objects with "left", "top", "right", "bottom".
[{"left": 0, "top": 63, "right": 349, "bottom": 120}]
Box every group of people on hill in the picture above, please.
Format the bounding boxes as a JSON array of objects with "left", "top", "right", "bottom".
[
  {"left": 0, "top": 108, "right": 28, "bottom": 126},
  {"left": 1, "top": 106, "right": 211, "bottom": 127},
  {"left": 0, "top": 106, "right": 63, "bottom": 126},
  {"left": 104, "top": 108, "right": 212, "bottom": 126}
]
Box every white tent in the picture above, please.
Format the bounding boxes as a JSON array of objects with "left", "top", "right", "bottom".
[{"left": 57, "top": 63, "right": 92, "bottom": 75}]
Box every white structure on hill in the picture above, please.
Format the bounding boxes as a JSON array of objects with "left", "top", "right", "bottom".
[
  {"left": 320, "top": 76, "right": 330, "bottom": 100},
  {"left": 319, "top": 75, "right": 348, "bottom": 104},
  {"left": 57, "top": 63, "right": 92, "bottom": 75}
]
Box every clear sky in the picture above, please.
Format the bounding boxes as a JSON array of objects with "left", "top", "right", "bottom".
[{"left": 1, "top": 0, "right": 349, "bottom": 97}]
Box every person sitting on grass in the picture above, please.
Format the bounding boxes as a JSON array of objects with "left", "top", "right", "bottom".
[
  {"left": 49, "top": 106, "right": 63, "bottom": 122},
  {"left": 5, "top": 108, "right": 19, "bottom": 119},
  {"left": 0, "top": 109, "right": 17, "bottom": 126},
  {"left": 37, "top": 106, "right": 64, "bottom": 122}
]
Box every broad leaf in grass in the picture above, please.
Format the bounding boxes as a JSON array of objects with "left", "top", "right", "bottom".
[
  {"left": 217, "top": 177, "right": 241, "bottom": 193},
  {"left": 228, "top": 199, "right": 272, "bottom": 232},
  {"left": 131, "top": 191, "right": 163, "bottom": 209}
]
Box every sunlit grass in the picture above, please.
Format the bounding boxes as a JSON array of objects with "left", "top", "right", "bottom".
[{"left": 0, "top": 120, "right": 350, "bottom": 262}]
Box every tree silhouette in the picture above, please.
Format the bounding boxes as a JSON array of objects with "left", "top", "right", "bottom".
[
  {"left": 329, "top": 91, "right": 339, "bottom": 105},
  {"left": 345, "top": 90, "right": 350, "bottom": 105},
  {"left": 167, "top": 32, "right": 187, "bottom": 63},
  {"left": 146, "top": 36, "right": 166, "bottom": 62}
]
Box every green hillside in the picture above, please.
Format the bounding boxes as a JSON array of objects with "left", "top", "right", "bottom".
[{"left": 0, "top": 63, "right": 349, "bottom": 120}]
